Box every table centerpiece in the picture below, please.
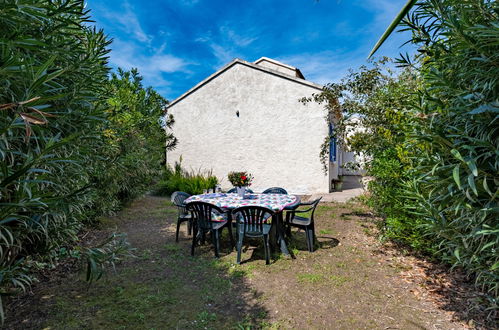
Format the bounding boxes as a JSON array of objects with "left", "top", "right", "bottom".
[{"left": 228, "top": 171, "right": 253, "bottom": 198}]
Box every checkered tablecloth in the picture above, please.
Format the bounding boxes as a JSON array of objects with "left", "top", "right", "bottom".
[{"left": 185, "top": 193, "right": 298, "bottom": 212}]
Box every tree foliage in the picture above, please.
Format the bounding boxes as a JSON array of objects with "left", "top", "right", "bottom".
[
  {"left": 399, "top": 0, "right": 499, "bottom": 306},
  {"left": 0, "top": 0, "right": 174, "bottom": 321},
  {"left": 308, "top": 0, "right": 498, "bottom": 316}
]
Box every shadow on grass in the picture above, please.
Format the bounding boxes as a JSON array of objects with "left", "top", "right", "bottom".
[
  {"left": 5, "top": 196, "right": 271, "bottom": 329},
  {"left": 372, "top": 240, "right": 498, "bottom": 329},
  {"left": 409, "top": 256, "right": 498, "bottom": 329},
  {"left": 278, "top": 230, "right": 341, "bottom": 259}
]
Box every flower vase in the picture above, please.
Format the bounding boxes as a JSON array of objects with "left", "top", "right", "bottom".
[{"left": 236, "top": 186, "right": 245, "bottom": 198}]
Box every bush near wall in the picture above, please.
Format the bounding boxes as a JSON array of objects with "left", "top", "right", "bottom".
[
  {"left": 155, "top": 161, "right": 219, "bottom": 196},
  {"left": 0, "top": 0, "right": 174, "bottom": 320}
]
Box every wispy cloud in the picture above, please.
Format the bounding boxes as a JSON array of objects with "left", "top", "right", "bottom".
[
  {"left": 178, "top": 0, "right": 200, "bottom": 7},
  {"left": 196, "top": 24, "right": 260, "bottom": 68},
  {"left": 109, "top": 39, "right": 190, "bottom": 96},
  {"left": 277, "top": 50, "right": 366, "bottom": 85},
  {"left": 88, "top": 0, "right": 416, "bottom": 99},
  {"left": 276, "top": 0, "right": 414, "bottom": 86},
  {"left": 89, "top": 0, "right": 192, "bottom": 97},
  {"left": 102, "top": 2, "right": 152, "bottom": 43},
  {"left": 220, "top": 26, "right": 257, "bottom": 47}
]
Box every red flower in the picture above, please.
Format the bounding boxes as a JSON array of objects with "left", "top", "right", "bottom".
[{"left": 241, "top": 175, "right": 247, "bottom": 180}]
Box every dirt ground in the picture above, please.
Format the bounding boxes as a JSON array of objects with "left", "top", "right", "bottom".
[{"left": 5, "top": 195, "right": 495, "bottom": 329}]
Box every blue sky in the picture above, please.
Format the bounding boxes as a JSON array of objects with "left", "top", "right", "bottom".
[{"left": 87, "top": 0, "right": 413, "bottom": 100}]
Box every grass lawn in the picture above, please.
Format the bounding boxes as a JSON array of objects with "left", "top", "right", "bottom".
[{"left": 6, "top": 195, "right": 469, "bottom": 329}]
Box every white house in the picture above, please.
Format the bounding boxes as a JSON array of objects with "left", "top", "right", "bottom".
[{"left": 165, "top": 57, "right": 356, "bottom": 194}]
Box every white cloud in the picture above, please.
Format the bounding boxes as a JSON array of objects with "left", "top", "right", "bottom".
[
  {"left": 209, "top": 43, "right": 236, "bottom": 66},
  {"left": 102, "top": 2, "right": 152, "bottom": 44},
  {"left": 91, "top": 1, "right": 192, "bottom": 98},
  {"left": 220, "top": 26, "right": 257, "bottom": 47},
  {"left": 179, "top": 0, "right": 200, "bottom": 7},
  {"left": 277, "top": 49, "right": 368, "bottom": 86},
  {"left": 278, "top": 0, "right": 415, "bottom": 86},
  {"left": 109, "top": 39, "right": 190, "bottom": 97},
  {"left": 195, "top": 24, "right": 259, "bottom": 68}
]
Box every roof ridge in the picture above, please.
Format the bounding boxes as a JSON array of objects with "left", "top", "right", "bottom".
[{"left": 165, "top": 58, "right": 322, "bottom": 109}]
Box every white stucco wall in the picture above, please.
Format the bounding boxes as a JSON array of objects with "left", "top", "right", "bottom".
[{"left": 166, "top": 63, "right": 330, "bottom": 194}]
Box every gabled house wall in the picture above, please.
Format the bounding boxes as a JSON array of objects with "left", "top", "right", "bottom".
[{"left": 166, "top": 58, "right": 340, "bottom": 194}]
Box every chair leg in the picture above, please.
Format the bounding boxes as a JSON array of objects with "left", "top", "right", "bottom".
[
  {"left": 187, "top": 219, "right": 192, "bottom": 236},
  {"left": 306, "top": 227, "right": 315, "bottom": 252},
  {"left": 191, "top": 226, "right": 198, "bottom": 256},
  {"left": 201, "top": 231, "right": 206, "bottom": 245},
  {"left": 227, "top": 224, "right": 235, "bottom": 250},
  {"left": 236, "top": 232, "right": 244, "bottom": 264},
  {"left": 175, "top": 218, "right": 181, "bottom": 242},
  {"left": 212, "top": 229, "right": 220, "bottom": 258},
  {"left": 263, "top": 234, "right": 270, "bottom": 265},
  {"left": 304, "top": 226, "right": 311, "bottom": 252},
  {"left": 285, "top": 213, "right": 292, "bottom": 238}
]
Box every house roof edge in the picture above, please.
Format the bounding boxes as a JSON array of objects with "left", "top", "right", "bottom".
[{"left": 165, "top": 58, "right": 323, "bottom": 110}]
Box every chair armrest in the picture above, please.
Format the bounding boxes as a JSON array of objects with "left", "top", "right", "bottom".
[{"left": 288, "top": 206, "right": 315, "bottom": 214}]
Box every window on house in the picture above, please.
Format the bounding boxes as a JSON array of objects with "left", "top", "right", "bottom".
[{"left": 329, "top": 123, "right": 337, "bottom": 162}]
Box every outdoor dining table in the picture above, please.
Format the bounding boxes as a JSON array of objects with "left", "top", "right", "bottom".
[{"left": 184, "top": 193, "right": 301, "bottom": 256}]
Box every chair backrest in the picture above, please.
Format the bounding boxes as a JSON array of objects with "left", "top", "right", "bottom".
[
  {"left": 171, "top": 191, "right": 191, "bottom": 215},
  {"left": 232, "top": 206, "right": 274, "bottom": 235},
  {"left": 262, "top": 187, "right": 288, "bottom": 194},
  {"left": 307, "top": 197, "right": 323, "bottom": 224},
  {"left": 227, "top": 187, "right": 254, "bottom": 194},
  {"left": 187, "top": 201, "right": 224, "bottom": 230}
]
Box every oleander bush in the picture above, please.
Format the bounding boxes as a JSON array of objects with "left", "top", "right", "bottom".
[
  {"left": 307, "top": 0, "right": 498, "bottom": 314},
  {"left": 0, "top": 0, "right": 174, "bottom": 321},
  {"left": 397, "top": 0, "right": 499, "bottom": 306}
]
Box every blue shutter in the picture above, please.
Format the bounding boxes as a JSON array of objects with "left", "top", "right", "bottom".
[{"left": 329, "top": 123, "right": 337, "bottom": 162}]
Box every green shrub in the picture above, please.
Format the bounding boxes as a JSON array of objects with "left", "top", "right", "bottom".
[
  {"left": 155, "top": 162, "right": 218, "bottom": 196},
  {"left": 0, "top": 0, "right": 175, "bottom": 321},
  {"left": 398, "top": 0, "right": 499, "bottom": 301},
  {"left": 310, "top": 0, "right": 499, "bottom": 309},
  {"left": 302, "top": 59, "right": 428, "bottom": 250},
  {"left": 1, "top": 1, "right": 111, "bottom": 317}
]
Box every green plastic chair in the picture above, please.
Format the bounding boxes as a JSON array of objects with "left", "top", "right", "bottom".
[
  {"left": 227, "top": 187, "right": 254, "bottom": 194},
  {"left": 171, "top": 191, "right": 192, "bottom": 242},
  {"left": 231, "top": 206, "right": 275, "bottom": 265},
  {"left": 262, "top": 187, "right": 287, "bottom": 194},
  {"left": 285, "top": 197, "right": 322, "bottom": 252},
  {"left": 187, "top": 201, "right": 234, "bottom": 258}
]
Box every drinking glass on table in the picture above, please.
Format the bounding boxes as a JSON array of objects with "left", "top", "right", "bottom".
[{"left": 203, "top": 189, "right": 208, "bottom": 194}]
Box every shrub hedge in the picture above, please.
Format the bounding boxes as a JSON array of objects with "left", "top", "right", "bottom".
[
  {"left": 306, "top": 0, "right": 498, "bottom": 313},
  {"left": 0, "top": 0, "right": 174, "bottom": 320}
]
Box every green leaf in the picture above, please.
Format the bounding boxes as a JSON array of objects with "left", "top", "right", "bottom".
[
  {"left": 483, "top": 178, "right": 493, "bottom": 196},
  {"left": 450, "top": 149, "right": 464, "bottom": 162},
  {"left": 469, "top": 101, "right": 499, "bottom": 114},
  {"left": 368, "top": 0, "right": 417, "bottom": 58},
  {"left": 466, "top": 160, "right": 478, "bottom": 176},
  {"left": 452, "top": 165, "right": 461, "bottom": 189},
  {"left": 467, "top": 174, "right": 478, "bottom": 196},
  {"left": 491, "top": 262, "right": 499, "bottom": 271}
]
